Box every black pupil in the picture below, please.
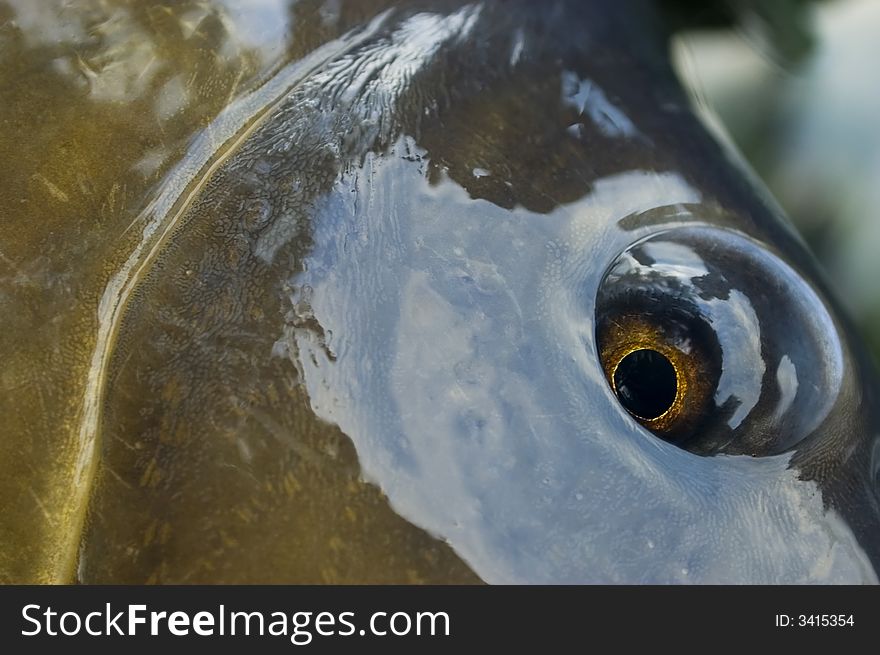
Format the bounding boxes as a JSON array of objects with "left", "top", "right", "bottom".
[{"left": 613, "top": 349, "right": 677, "bottom": 420}]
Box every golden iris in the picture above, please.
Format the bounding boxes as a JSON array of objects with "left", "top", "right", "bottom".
[{"left": 597, "top": 314, "right": 718, "bottom": 440}]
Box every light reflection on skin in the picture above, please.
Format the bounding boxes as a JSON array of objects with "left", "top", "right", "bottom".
[
  {"left": 0, "top": 0, "right": 333, "bottom": 582},
  {"left": 289, "top": 159, "right": 873, "bottom": 582},
  {"left": 561, "top": 70, "right": 640, "bottom": 139}
]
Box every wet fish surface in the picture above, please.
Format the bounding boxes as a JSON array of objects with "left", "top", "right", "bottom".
[{"left": 0, "top": 0, "right": 878, "bottom": 584}]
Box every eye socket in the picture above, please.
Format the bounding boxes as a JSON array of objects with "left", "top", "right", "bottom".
[{"left": 595, "top": 225, "right": 843, "bottom": 457}]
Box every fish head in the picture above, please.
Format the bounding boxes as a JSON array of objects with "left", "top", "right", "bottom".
[{"left": 277, "top": 0, "right": 880, "bottom": 583}]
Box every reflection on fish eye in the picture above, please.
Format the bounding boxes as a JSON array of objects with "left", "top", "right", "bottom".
[{"left": 596, "top": 225, "right": 844, "bottom": 457}]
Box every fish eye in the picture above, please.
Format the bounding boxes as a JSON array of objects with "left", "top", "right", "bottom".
[
  {"left": 597, "top": 294, "right": 721, "bottom": 444},
  {"left": 595, "top": 225, "right": 844, "bottom": 457}
]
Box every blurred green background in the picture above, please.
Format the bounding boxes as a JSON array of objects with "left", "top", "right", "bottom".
[{"left": 672, "top": 0, "right": 880, "bottom": 362}]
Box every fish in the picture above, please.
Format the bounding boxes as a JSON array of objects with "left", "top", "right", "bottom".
[{"left": 0, "top": 0, "right": 877, "bottom": 583}]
